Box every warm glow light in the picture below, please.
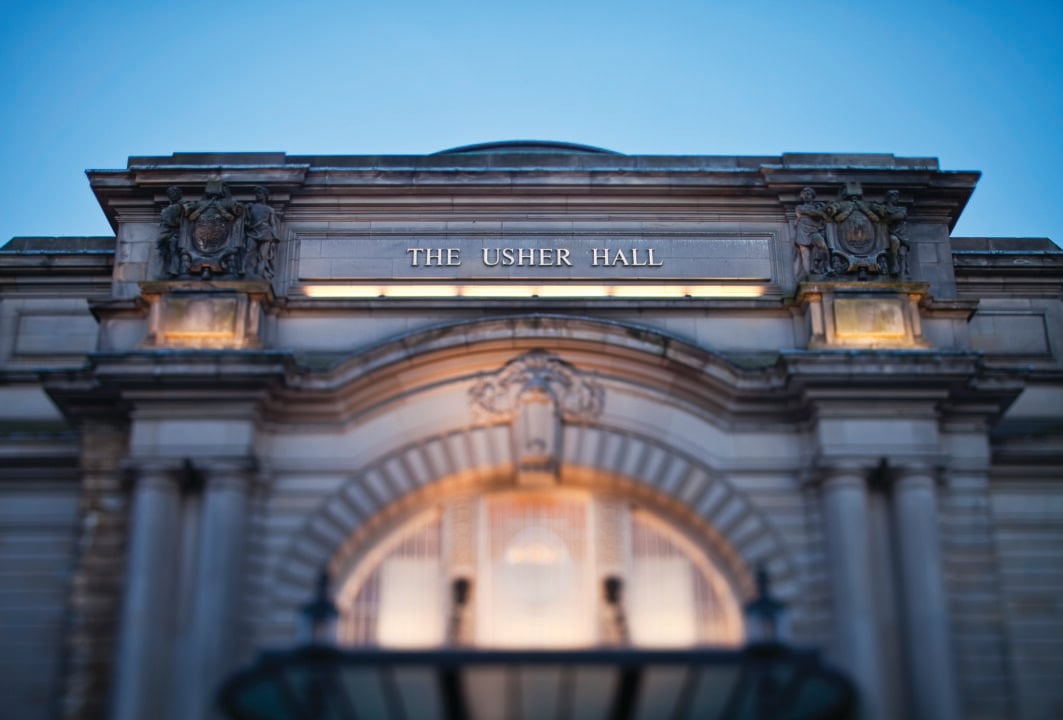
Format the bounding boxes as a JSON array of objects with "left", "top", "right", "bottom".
[
  {"left": 382, "top": 284, "right": 461, "bottom": 298},
  {"left": 337, "top": 496, "right": 745, "bottom": 650},
  {"left": 628, "top": 558, "right": 698, "bottom": 647},
  {"left": 376, "top": 558, "right": 445, "bottom": 647},
  {"left": 504, "top": 542, "right": 563, "bottom": 565},
  {"left": 535, "top": 284, "right": 612, "bottom": 298},
  {"left": 461, "top": 285, "right": 537, "bottom": 298},
  {"left": 305, "top": 285, "right": 383, "bottom": 298},
  {"left": 301, "top": 283, "right": 767, "bottom": 299}
]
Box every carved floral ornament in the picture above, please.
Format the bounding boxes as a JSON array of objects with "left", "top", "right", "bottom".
[
  {"left": 156, "top": 181, "right": 280, "bottom": 281},
  {"left": 793, "top": 183, "right": 910, "bottom": 281},
  {"left": 470, "top": 350, "right": 605, "bottom": 485},
  {"left": 468, "top": 350, "right": 605, "bottom": 423}
]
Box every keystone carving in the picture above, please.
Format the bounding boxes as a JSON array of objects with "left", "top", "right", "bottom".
[
  {"left": 470, "top": 350, "right": 604, "bottom": 486},
  {"left": 469, "top": 350, "right": 604, "bottom": 422},
  {"left": 156, "top": 181, "right": 281, "bottom": 280},
  {"left": 794, "top": 185, "right": 910, "bottom": 281}
]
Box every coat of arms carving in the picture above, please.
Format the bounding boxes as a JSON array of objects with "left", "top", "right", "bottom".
[
  {"left": 794, "top": 185, "right": 910, "bottom": 281},
  {"left": 156, "top": 182, "right": 280, "bottom": 281}
]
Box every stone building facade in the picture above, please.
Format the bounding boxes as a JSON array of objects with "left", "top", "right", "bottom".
[{"left": 1, "top": 142, "right": 1061, "bottom": 719}]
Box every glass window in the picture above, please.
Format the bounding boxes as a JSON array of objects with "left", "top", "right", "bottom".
[{"left": 336, "top": 489, "right": 742, "bottom": 648}]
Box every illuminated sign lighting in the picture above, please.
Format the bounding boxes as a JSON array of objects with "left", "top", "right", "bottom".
[{"left": 301, "top": 284, "right": 767, "bottom": 299}]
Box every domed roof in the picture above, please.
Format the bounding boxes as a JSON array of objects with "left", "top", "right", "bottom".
[{"left": 433, "top": 140, "right": 621, "bottom": 156}]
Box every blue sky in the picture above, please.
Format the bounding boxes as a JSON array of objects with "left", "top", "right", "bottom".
[{"left": 2, "top": 0, "right": 1061, "bottom": 246}]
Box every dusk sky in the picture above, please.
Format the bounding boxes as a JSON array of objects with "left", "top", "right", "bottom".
[{"left": 2, "top": 0, "right": 1061, "bottom": 246}]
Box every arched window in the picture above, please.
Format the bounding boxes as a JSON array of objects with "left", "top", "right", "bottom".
[{"left": 336, "top": 489, "right": 743, "bottom": 649}]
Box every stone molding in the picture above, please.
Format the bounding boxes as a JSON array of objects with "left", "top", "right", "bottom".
[{"left": 44, "top": 316, "right": 1022, "bottom": 432}]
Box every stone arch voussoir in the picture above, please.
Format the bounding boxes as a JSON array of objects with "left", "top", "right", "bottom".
[{"left": 267, "top": 424, "right": 797, "bottom": 641}]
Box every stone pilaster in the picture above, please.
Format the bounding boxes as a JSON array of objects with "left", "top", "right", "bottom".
[
  {"left": 111, "top": 463, "right": 180, "bottom": 720},
  {"left": 171, "top": 462, "right": 252, "bottom": 720},
  {"left": 819, "top": 463, "right": 886, "bottom": 720},
  {"left": 892, "top": 463, "right": 960, "bottom": 720},
  {"left": 62, "top": 427, "right": 129, "bottom": 720}
]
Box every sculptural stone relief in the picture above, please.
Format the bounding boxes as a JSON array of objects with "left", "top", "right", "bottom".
[
  {"left": 245, "top": 186, "right": 280, "bottom": 279},
  {"left": 794, "top": 187, "right": 831, "bottom": 277},
  {"left": 792, "top": 185, "right": 910, "bottom": 281},
  {"left": 877, "top": 189, "right": 909, "bottom": 276},
  {"left": 469, "top": 350, "right": 605, "bottom": 423},
  {"left": 157, "top": 186, "right": 185, "bottom": 278},
  {"left": 155, "top": 181, "right": 281, "bottom": 281},
  {"left": 470, "top": 350, "right": 604, "bottom": 486}
]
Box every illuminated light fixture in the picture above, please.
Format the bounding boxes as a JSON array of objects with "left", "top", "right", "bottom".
[
  {"left": 301, "top": 284, "right": 767, "bottom": 299},
  {"left": 461, "top": 284, "right": 542, "bottom": 298},
  {"left": 383, "top": 284, "right": 461, "bottom": 298},
  {"left": 533, "top": 284, "right": 611, "bottom": 298},
  {"left": 303, "top": 285, "right": 382, "bottom": 298}
]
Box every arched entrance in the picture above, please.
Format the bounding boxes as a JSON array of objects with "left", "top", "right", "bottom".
[
  {"left": 261, "top": 317, "right": 804, "bottom": 649},
  {"left": 227, "top": 317, "right": 856, "bottom": 719},
  {"left": 334, "top": 483, "right": 744, "bottom": 650}
]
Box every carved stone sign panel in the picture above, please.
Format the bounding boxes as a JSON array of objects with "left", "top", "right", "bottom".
[{"left": 294, "top": 232, "right": 777, "bottom": 282}]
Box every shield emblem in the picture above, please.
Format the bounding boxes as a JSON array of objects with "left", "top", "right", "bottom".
[
  {"left": 193, "top": 207, "right": 231, "bottom": 254},
  {"left": 837, "top": 209, "right": 877, "bottom": 255}
]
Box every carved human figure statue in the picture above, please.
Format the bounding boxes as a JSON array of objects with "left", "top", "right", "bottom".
[
  {"left": 157, "top": 186, "right": 185, "bottom": 277},
  {"left": 794, "top": 187, "right": 831, "bottom": 277},
  {"left": 877, "top": 189, "right": 909, "bottom": 276},
  {"left": 245, "top": 185, "right": 280, "bottom": 279}
]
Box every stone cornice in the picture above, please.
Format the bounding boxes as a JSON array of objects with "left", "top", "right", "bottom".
[
  {"left": 953, "top": 249, "right": 1063, "bottom": 298},
  {"left": 41, "top": 350, "right": 294, "bottom": 428},
  {"left": 780, "top": 349, "right": 1025, "bottom": 426},
  {"left": 85, "top": 151, "right": 980, "bottom": 233},
  {"left": 0, "top": 236, "right": 114, "bottom": 294}
]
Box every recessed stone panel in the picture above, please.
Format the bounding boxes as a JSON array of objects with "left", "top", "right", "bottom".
[
  {"left": 295, "top": 234, "right": 776, "bottom": 282},
  {"left": 969, "top": 313, "right": 1049, "bottom": 355},
  {"left": 833, "top": 298, "right": 908, "bottom": 340},
  {"left": 162, "top": 296, "right": 238, "bottom": 341},
  {"left": 14, "top": 313, "right": 98, "bottom": 356},
  {"left": 140, "top": 282, "right": 269, "bottom": 350}
]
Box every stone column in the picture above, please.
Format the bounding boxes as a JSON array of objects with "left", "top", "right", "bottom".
[
  {"left": 892, "top": 464, "right": 960, "bottom": 720},
  {"left": 173, "top": 462, "right": 251, "bottom": 720},
  {"left": 63, "top": 426, "right": 129, "bottom": 720},
  {"left": 820, "top": 464, "right": 886, "bottom": 720},
  {"left": 112, "top": 463, "right": 180, "bottom": 720}
]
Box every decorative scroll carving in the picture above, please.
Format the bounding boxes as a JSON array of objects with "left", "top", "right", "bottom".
[
  {"left": 469, "top": 350, "right": 604, "bottom": 422},
  {"left": 793, "top": 185, "right": 911, "bottom": 281},
  {"left": 470, "top": 350, "right": 604, "bottom": 486},
  {"left": 155, "top": 181, "right": 281, "bottom": 281}
]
